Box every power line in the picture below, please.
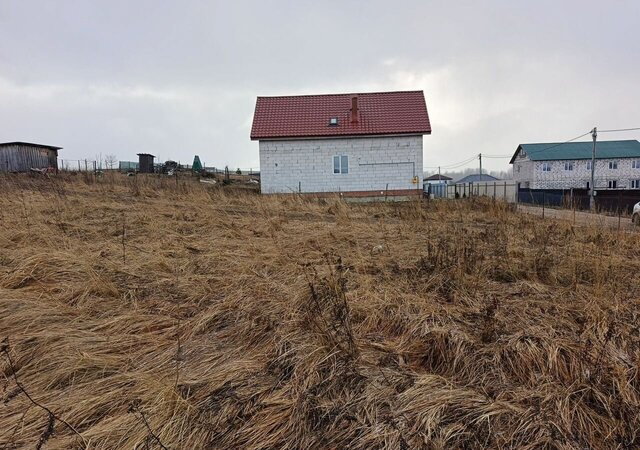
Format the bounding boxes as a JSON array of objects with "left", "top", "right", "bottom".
[
  {"left": 426, "top": 129, "right": 596, "bottom": 172},
  {"left": 425, "top": 155, "right": 478, "bottom": 171},
  {"left": 440, "top": 155, "right": 478, "bottom": 169},
  {"left": 521, "top": 131, "right": 592, "bottom": 156},
  {"left": 598, "top": 127, "right": 640, "bottom": 133}
]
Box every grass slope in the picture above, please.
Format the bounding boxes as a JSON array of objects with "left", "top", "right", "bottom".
[{"left": 0, "top": 174, "right": 639, "bottom": 449}]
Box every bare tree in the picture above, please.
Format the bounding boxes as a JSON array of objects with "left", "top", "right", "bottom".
[{"left": 105, "top": 154, "right": 118, "bottom": 170}]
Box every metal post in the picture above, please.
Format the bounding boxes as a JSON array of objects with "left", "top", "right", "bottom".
[
  {"left": 618, "top": 190, "right": 622, "bottom": 232},
  {"left": 590, "top": 127, "right": 597, "bottom": 210},
  {"left": 479, "top": 153, "right": 482, "bottom": 178},
  {"left": 542, "top": 191, "right": 545, "bottom": 219}
]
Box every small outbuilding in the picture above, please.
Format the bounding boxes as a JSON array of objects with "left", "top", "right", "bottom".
[
  {"left": 137, "top": 153, "right": 155, "bottom": 173},
  {"left": 0, "top": 142, "right": 61, "bottom": 172}
]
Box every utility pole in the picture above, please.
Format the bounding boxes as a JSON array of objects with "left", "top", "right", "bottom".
[
  {"left": 478, "top": 153, "right": 482, "bottom": 179},
  {"left": 590, "top": 127, "right": 597, "bottom": 211},
  {"left": 438, "top": 166, "right": 441, "bottom": 180}
]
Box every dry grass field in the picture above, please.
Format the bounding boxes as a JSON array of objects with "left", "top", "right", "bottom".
[{"left": 1, "top": 173, "right": 639, "bottom": 449}]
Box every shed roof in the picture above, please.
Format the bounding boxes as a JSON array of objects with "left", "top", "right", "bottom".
[
  {"left": 250, "top": 91, "right": 431, "bottom": 140},
  {"left": 424, "top": 174, "right": 452, "bottom": 181},
  {"left": 0, "top": 142, "right": 62, "bottom": 150},
  {"left": 510, "top": 140, "right": 640, "bottom": 164}
]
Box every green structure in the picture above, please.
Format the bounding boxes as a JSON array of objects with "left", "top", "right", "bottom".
[{"left": 192, "top": 155, "right": 203, "bottom": 172}]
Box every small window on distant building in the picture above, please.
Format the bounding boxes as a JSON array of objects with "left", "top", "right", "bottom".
[
  {"left": 329, "top": 118, "right": 338, "bottom": 126},
  {"left": 608, "top": 180, "right": 618, "bottom": 189},
  {"left": 564, "top": 162, "right": 574, "bottom": 171},
  {"left": 632, "top": 160, "right": 640, "bottom": 169},
  {"left": 631, "top": 179, "right": 640, "bottom": 189},
  {"left": 608, "top": 161, "right": 618, "bottom": 170},
  {"left": 542, "top": 162, "right": 551, "bottom": 172},
  {"left": 333, "top": 155, "right": 348, "bottom": 174},
  {"left": 586, "top": 160, "right": 592, "bottom": 170}
]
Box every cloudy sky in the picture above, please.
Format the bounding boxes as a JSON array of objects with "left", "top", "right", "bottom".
[{"left": 1, "top": 1, "right": 639, "bottom": 173}]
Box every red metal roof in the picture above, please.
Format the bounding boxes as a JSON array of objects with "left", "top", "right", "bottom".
[{"left": 250, "top": 91, "right": 431, "bottom": 140}]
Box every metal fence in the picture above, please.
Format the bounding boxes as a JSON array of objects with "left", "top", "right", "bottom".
[
  {"left": 518, "top": 188, "right": 640, "bottom": 215},
  {"left": 442, "top": 181, "right": 518, "bottom": 203},
  {"left": 57, "top": 159, "right": 101, "bottom": 172}
]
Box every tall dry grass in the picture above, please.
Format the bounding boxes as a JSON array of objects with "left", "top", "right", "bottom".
[{"left": 0, "top": 172, "right": 639, "bottom": 449}]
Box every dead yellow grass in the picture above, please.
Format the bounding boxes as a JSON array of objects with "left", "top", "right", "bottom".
[{"left": 0, "top": 173, "right": 639, "bottom": 449}]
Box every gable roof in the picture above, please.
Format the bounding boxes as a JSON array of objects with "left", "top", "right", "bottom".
[
  {"left": 424, "top": 174, "right": 452, "bottom": 181},
  {"left": 250, "top": 91, "right": 431, "bottom": 140},
  {"left": 456, "top": 173, "right": 500, "bottom": 183},
  {"left": 0, "top": 142, "right": 62, "bottom": 151},
  {"left": 510, "top": 140, "right": 640, "bottom": 164}
]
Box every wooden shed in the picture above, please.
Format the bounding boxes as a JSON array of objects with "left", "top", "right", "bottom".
[
  {"left": 137, "top": 153, "right": 155, "bottom": 173},
  {"left": 0, "top": 142, "right": 61, "bottom": 172}
]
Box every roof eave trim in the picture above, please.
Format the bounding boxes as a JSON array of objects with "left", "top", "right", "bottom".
[
  {"left": 509, "top": 145, "right": 523, "bottom": 164},
  {"left": 251, "top": 130, "right": 431, "bottom": 141}
]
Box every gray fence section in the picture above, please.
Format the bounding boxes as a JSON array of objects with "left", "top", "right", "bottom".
[{"left": 442, "top": 181, "right": 518, "bottom": 203}]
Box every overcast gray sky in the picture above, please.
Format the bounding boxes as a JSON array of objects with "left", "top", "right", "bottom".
[{"left": 2, "top": 1, "right": 639, "bottom": 173}]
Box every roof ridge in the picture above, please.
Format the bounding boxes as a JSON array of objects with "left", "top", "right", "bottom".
[
  {"left": 521, "top": 139, "right": 639, "bottom": 146},
  {"left": 256, "top": 90, "right": 424, "bottom": 99}
]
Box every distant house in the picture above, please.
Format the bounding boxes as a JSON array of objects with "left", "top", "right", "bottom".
[
  {"left": 456, "top": 173, "right": 500, "bottom": 184},
  {"left": 0, "top": 142, "right": 61, "bottom": 172},
  {"left": 511, "top": 140, "right": 640, "bottom": 190},
  {"left": 250, "top": 91, "right": 431, "bottom": 198}
]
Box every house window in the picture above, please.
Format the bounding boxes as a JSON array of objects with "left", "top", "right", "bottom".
[
  {"left": 608, "top": 161, "right": 618, "bottom": 170},
  {"left": 564, "top": 161, "right": 574, "bottom": 171},
  {"left": 631, "top": 179, "right": 640, "bottom": 189},
  {"left": 608, "top": 180, "right": 617, "bottom": 189},
  {"left": 541, "top": 162, "right": 551, "bottom": 172},
  {"left": 586, "top": 160, "right": 592, "bottom": 170},
  {"left": 632, "top": 160, "right": 640, "bottom": 169},
  {"left": 333, "top": 155, "right": 348, "bottom": 174},
  {"left": 329, "top": 118, "right": 339, "bottom": 126}
]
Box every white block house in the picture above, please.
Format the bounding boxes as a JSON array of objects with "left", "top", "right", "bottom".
[
  {"left": 511, "top": 140, "right": 640, "bottom": 190},
  {"left": 250, "top": 91, "right": 431, "bottom": 198}
]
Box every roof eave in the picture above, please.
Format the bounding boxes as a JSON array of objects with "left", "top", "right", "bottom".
[
  {"left": 251, "top": 130, "right": 431, "bottom": 141},
  {"left": 509, "top": 145, "right": 523, "bottom": 164}
]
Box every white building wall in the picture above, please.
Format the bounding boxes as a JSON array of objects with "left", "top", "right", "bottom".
[
  {"left": 513, "top": 156, "right": 640, "bottom": 189},
  {"left": 259, "top": 135, "right": 423, "bottom": 194}
]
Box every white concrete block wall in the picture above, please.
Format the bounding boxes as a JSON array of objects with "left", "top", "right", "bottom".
[
  {"left": 513, "top": 157, "right": 640, "bottom": 189},
  {"left": 258, "top": 135, "right": 423, "bottom": 194}
]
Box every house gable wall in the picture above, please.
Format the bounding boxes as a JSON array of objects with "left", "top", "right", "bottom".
[{"left": 259, "top": 135, "right": 423, "bottom": 194}]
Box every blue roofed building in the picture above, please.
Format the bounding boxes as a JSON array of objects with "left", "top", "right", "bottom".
[
  {"left": 455, "top": 173, "right": 500, "bottom": 184},
  {"left": 510, "top": 140, "right": 640, "bottom": 190}
]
